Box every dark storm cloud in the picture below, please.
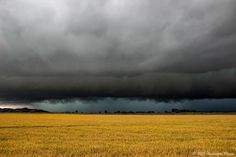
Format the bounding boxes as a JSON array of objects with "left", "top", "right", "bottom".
[{"left": 0, "top": 0, "right": 236, "bottom": 100}]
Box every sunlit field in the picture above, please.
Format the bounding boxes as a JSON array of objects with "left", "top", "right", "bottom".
[{"left": 0, "top": 114, "right": 235, "bottom": 157}]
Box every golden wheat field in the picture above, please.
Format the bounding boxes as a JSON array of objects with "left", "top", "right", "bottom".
[{"left": 0, "top": 114, "right": 235, "bottom": 157}]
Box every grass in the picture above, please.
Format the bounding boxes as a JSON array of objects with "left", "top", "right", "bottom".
[{"left": 0, "top": 114, "right": 235, "bottom": 157}]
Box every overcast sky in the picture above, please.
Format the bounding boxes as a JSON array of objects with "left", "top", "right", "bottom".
[{"left": 0, "top": 0, "right": 236, "bottom": 102}]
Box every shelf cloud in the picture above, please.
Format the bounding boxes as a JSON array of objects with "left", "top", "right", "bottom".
[{"left": 0, "top": 0, "right": 236, "bottom": 101}]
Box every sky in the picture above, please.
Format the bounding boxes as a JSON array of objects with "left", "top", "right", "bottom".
[{"left": 0, "top": 0, "right": 236, "bottom": 111}]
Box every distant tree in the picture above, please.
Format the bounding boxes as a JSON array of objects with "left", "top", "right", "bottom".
[
  {"left": 104, "top": 110, "right": 108, "bottom": 114},
  {"left": 172, "top": 108, "right": 179, "bottom": 113},
  {"left": 75, "top": 110, "right": 78, "bottom": 113},
  {"left": 116, "top": 110, "right": 121, "bottom": 114}
]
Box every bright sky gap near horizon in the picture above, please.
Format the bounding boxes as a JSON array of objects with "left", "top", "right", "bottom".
[{"left": 1, "top": 98, "right": 236, "bottom": 113}]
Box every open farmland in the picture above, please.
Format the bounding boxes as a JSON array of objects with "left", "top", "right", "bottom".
[{"left": 0, "top": 114, "right": 235, "bottom": 157}]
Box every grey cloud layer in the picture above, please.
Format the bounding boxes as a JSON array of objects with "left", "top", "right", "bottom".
[{"left": 0, "top": 0, "right": 236, "bottom": 100}]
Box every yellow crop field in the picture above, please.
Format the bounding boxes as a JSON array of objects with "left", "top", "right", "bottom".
[{"left": 0, "top": 114, "right": 235, "bottom": 157}]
